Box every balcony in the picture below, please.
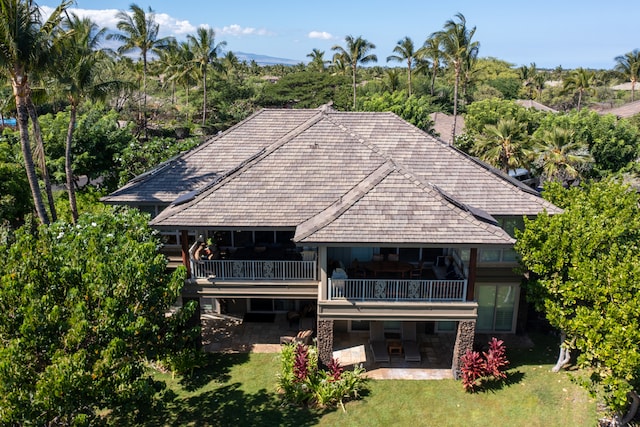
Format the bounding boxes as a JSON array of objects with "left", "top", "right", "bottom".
[
  {"left": 191, "top": 259, "right": 317, "bottom": 281},
  {"left": 327, "top": 278, "right": 468, "bottom": 302}
]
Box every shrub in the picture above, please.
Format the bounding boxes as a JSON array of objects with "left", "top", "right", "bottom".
[
  {"left": 460, "top": 337, "right": 509, "bottom": 392},
  {"left": 277, "top": 343, "right": 366, "bottom": 410}
]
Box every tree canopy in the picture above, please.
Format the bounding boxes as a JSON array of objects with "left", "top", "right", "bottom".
[
  {"left": 0, "top": 209, "right": 197, "bottom": 425},
  {"left": 515, "top": 180, "right": 640, "bottom": 421}
]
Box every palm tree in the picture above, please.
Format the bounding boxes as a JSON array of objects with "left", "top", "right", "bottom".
[
  {"left": 431, "top": 13, "right": 479, "bottom": 143},
  {"left": 187, "top": 26, "right": 226, "bottom": 127},
  {"left": 562, "top": 67, "right": 595, "bottom": 111},
  {"left": 518, "top": 63, "right": 537, "bottom": 99},
  {"left": 384, "top": 68, "right": 401, "bottom": 92},
  {"left": 108, "top": 4, "right": 174, "bottom": 135},
  {"left": 533, "top": 127, "right": 592, "bottom": 185},
  {"left": 54, "top": 13, "right": 115, "bottom": 222},
  {"left": 473, "top": 118, "right": 532, "bottom": 173},
  {"left": 332, "top": 35, "right": 377, "bottom": 110},
  {"left": 386, "top": 36, "right": 417, "bottom": 96},
  {"left": 419, "top": 35, "right": 442, "bottom": 96},
  {"left": 0, "top": 0, "right": 71, "bottom": 225},
  {"left": 306, "top": 48, "right": 329, "bottom": 72},
  {"left": 614, "top": 49, "right": 640, "bottom": 102}
]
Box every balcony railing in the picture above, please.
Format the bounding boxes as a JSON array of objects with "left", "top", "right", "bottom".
[
  {"left": 328, "top": 278, "right": 468, "bottom": 302},
  {"left": 191, "top": 259, "right": 317, "bottom": 281}
]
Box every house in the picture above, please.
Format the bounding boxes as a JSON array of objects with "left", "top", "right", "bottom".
[{"left": 103, "top": 104, "right": 560, "bottom": 373}]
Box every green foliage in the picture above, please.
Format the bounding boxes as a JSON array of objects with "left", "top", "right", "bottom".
[
  {"left": 117, "top": 135, "right": 201, "bottom": 186},
  {"left": 515, "top": 180, "right": 640, "bottom": 414},
  {"left": 361, "top": 91, "right": 436, "bottom": 132},
  {"left": 38, "top": 105, "right": 136, "bottom": 190},
  {"left": 0, "top": 140, "right": 32, "bottom": 225},
  {"left": 257, "top": 70, "right": 351, "bottom": 109},
  {"left": 277, "top": 343, "right": 366, "bottom": 410},
  {"left": 464, "top": 98, "right": 544, "bottom": 137},
  {"left": 0, "top": 209, "right": 197, "bottom": 425},
  {"left": 533, "top": 110, "right": 640, "bottom": 176}
]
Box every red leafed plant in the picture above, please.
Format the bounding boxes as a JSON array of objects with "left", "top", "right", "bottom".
[
  {"left": 293, "top": 343, "right": 309, "bottom": 383},
  {"left": 327, "top": 358, "right": 343, "bottom": 382},
  {"left": 460, "top": 350, "right": 485, "bottom": 392},
  {"left": 483, "top": 337, "right": 509, "bottom": 380}
]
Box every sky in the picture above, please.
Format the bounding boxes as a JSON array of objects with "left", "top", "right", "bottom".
[{"left": 38, "top": 0, "right": 635, "bottom": 70}]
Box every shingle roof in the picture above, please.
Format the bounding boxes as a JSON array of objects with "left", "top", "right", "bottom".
[
  {"left": 140, "top": 107, "right": 559, "bottom": 245},
  {"left": 596, "top": 100, "right": 640, "bottom": 118}
]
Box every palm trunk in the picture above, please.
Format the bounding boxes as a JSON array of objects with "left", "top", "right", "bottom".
[
  {"left": 65, "top": 105, "right": 79, "bottom": 223},
  {"left": 27, "top": 97, "right": 57, "bottom": 222},
  {"left": 430, "top": 63, "right": 437, "bottom": 97},
  {"left": 142, "top": 55, "right": 148, "bottom": 139},
  {"left": 13, "top": 82, "right": 49, "bottom": 225},
  {"left": 451, "top": 66, "right": 460, "bottom": 145},
  {"left": 202, "top": 67, "right": 207, "bottom": 127},
  {"left": 352, "top": 64, "right": 357, "bottom": 110},
  {"left": 407, "top": 60, "right": 412, "bottom": 97}
]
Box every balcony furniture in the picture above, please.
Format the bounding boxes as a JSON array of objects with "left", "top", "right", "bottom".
[
  {"left": 363, "top": 261, "right": 414, "bottom": 278},
  {"left": 369, "top": 321, "right": 390, "bottom": 363},
  {"left": 387, "top": 339, "right": 403, "bottom": 355},
  {"left": 402, "top": 322, "right": 422, "bottom": 362},
  {"left": 409, "top": 260, "right": 425, "bottom": 279}
]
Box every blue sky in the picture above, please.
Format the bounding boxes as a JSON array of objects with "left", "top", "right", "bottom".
[{"left": 39, "top": 0, "right": 633, "bottom": 70}]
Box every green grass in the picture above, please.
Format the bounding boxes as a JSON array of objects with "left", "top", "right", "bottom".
[{"left": 107, "top": 333, "right": 597, "bottom": 426}]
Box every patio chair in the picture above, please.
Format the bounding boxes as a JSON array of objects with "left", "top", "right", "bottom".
[
  {"left": 401, "top": 321, "right": 421, "bottom": 362},
  {"left": 368, "top": 321, "right": 390, "bottom": 363},
  {"left": 409, "top": 260, "right": 425, "bottom": 279}
]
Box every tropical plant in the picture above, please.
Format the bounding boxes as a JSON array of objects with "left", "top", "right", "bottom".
[
  {"left": 419, "top": 35, "right": 442, "bottom": 96},
  {"left": 278, "top": 343, "right": 366, "bottom": 410},
  {"left": 0, "top": 0, "right": 71, "bottom": 225},
  {"left": 562, "top": 67, "right": 595, "bottom": 111},
  {"left": 460, "top": 337, "right": 509, "bottom": 392},
  {"left": 473, "top": 118, "right": 532, "bottom": 173},
  {"left": 532, "top": 127, "right": 592, "bottom": 185},
  {"left": 187, "top": 26, "right": 226, "bottom": 126},
  {"left": 307, "top": 48, "right": 329, "bottom": 72},
  {"left": 52, "top": 13, "right": 117, "bottom": 222},
  {"left": 0, "top": 209, "right": 197, "bottom": 425},
  {"left": 331, "top": 35, "right": 378, "bottom": 110},
  {"left": 108, "top": 4, "right": 174, "bottom": 134},
  {"left": 386, "top": 36, "right": 418, "bottom": 96},
  {"left": 614, "top": 49, "right": 640, "bottom": 102},
  {"left": 516, "top": 180, "right": 640, "bottom": 424},
  {"left": 431, "top": 13, "right": 480, "bottom": 143}
]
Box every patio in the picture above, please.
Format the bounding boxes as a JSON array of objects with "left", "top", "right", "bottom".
[{"left": 200, "top": 313, "right": 456, "bottom": 380}]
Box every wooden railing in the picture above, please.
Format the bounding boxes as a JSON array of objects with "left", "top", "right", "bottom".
[
  {"left": 328, "top": 278, "right": 468, "bottom": 302},
  {"left": 191, "top": 259, "right": 317, "bottom": 281}
]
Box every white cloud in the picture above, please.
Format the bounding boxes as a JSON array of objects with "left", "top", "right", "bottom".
[
  {"left": 40, "top": 6, "right": 196, "bottom": 37},
  {"left": 217, "top": 24, "right": 273, "bottom": 37},
  {"left": 308, "top": 31, "right": 334, "bottom": 40}
]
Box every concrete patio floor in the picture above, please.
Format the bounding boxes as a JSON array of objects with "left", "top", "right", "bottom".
[{"left": 200, "top": 313, "right": 457, "bottom": 380}]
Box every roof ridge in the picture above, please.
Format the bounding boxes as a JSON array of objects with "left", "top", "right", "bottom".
[{"left": 294, "top": 163, "right": 395, "bottom": 241}]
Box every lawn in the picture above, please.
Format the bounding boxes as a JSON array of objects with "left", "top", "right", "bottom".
[{"left": 106, "top": 333, "right": 596, "bottom": 426}]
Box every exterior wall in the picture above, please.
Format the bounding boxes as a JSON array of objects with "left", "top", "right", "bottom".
[
  {"left": 451, "top": 320, "right": 476, "bottom": 378},
  {"left": 317, "top": 319, "right": 334, "bottom": 366}
]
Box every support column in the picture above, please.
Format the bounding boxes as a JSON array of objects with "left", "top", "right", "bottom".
[
  {"left": 451, "top": 320, "right": 476, "bottom": 379},
  {"left": 317, "top": 319, "right": 334, "bottom": 367},
  {"left": 466, "top": 248, "right": 477, "bottom": 301},
  {"left": 181, "top": 230, "right": 191, "bottom": 279}
]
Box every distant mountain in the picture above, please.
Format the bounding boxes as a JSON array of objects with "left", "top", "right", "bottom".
[{"left": 234, "top": 51, "right": 302, "bottom": 66}]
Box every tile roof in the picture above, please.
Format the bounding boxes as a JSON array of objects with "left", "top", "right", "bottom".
[{"left": 139, "top": 106, "right": 559, "bottom": 245}]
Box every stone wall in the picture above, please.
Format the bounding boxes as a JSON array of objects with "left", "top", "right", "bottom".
[
  {"left": 317, "top": 319, "right": 334, "bottom": 367},
  {"left": 451, "top": 320, "right": 476, "bottom": 378}
]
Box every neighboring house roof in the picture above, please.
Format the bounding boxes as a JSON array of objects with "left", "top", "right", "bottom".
[
  {"left": 113, "top": 106, "right": 560, "bottom": 246},
  {"left": 515, "top": 99, "right": 558, "bottom": 113},
  {"left": 428, "top": 112, "right": 464, "bottom": 143},
  {"left": 596, "top": 100, "right": 640, "bottom": 118}
]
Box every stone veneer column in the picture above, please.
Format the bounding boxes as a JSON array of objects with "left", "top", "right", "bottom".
[
  {"left": 451, "top": 320, "right": 476, "bottom": 379},
  {"left": 316, "top": 319, "right": 334, "bottom": 367}
]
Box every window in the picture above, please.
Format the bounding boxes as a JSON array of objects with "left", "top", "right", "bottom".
[
  {"left": 476, "top": 284, "right": 518, "bottom": 332},
  {"left": 478, "top": 248, "right": 519, "bottom": 264}
]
